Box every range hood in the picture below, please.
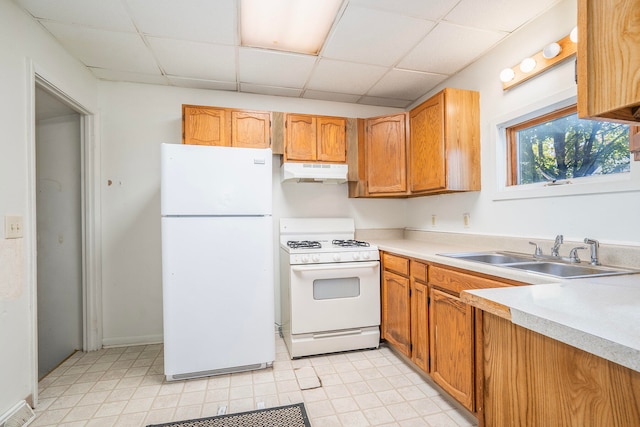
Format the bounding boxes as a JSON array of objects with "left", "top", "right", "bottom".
[{"left": 281, "top": 162, "right": 348, "bottom": 184}]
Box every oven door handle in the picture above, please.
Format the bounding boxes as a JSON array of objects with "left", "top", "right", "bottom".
[{"left": 291, "top": 261, "right": 379, "bottom": 272}]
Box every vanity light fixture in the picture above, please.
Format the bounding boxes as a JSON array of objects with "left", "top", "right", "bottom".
[
  {"left": 500, "top": 31, "right": 577, "bottom": 90},
  {"left": 542, "top": 42, "right": 561, "bottom": 59},
  {"left": 499, "top": 68, "right": 516, "bottom": 83},
  {"left": 570, "top": 26, "right": 578, "bottom": 43},
  {"left": 519, "top": 57, "right": 537, "bottom": 73}
]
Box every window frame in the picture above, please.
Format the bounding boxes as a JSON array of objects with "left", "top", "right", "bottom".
[
  {"left": 506, "top": 104, "right": 583, "bottom": 186},
  {"left": 492, "top": 90, "right": 640, "bottom": 201}
]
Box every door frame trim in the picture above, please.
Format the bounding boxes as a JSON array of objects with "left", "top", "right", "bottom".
[{"left": 27, "top": 60, "right": 102, "bottom": 405}]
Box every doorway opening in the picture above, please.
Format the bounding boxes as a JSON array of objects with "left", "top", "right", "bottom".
[
  {"left": 28, "top": 70, "right": 102, "bottom": 404},
  {"left": 35, "top": 86, "right": 83, "bottom": 379}
]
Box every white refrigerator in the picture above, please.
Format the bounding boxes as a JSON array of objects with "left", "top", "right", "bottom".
[{"left": 160, "top": 143, "right": 275, "bottom": 381}]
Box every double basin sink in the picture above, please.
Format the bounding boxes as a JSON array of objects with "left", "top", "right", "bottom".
[{"left": 439, "top": 251, "right": 638, "bottom": 279}]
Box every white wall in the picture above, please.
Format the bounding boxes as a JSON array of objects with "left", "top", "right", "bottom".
[
  {"left": 406, "top": 0, "right": 640, "bottom": 247},
  {"left": 98, "top": 82, "right": 405, "bottom": 345},
  {"left": 0, "top": 0, "right": 98, "bottom": 416}
]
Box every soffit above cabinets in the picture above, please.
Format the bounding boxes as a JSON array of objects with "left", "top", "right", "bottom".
[{"left": 14, "top": 0, "right": 562, "bottom": 108}]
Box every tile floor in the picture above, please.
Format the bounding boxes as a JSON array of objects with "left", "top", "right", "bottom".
[{"left": 33, "top": 335, "right": 478, "bottom": 427}]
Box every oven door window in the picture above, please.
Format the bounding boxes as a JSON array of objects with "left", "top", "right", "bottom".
[{"left": 313, "top": 277, "right": 360, "bottom": 300}]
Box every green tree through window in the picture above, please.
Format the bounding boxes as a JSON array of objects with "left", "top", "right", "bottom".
[{"left": 509, "top": 106, "right": 630, "bottom": 185}]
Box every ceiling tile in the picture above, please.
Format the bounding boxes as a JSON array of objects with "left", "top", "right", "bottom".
[
  {"left": 367, "top": 69, "right": 447, "bottom": 100},
  {"left": 398, "top": 22, "right": 506, "bottom": 74},
  {"left": 41, "top": 21, "right": 161, "bottom": 74},
  {"left": 238, "top": 48, "right": 317, "bottom": 88},
  {"left": 348, "top": 0, "right": 460, "bottom": 21},
  {"left": 90, "top": 68, "right": 169, "bottom": 85},
  {"left": 302, "top": 90, "right": 361, "bottom": 104},
  {"left": 16, "top": 0, "right": 136, "bottom": 31},
  {"left": 240, "top": 83, "right": 303, "bottom": 97},
  {"left": 147, "top": 37, "right": 236, "bottom": 81},
  {"left": 445, "top": 0, "right": 560, "bottom": 32},
  {"left": 358, "top": 96, "right": 412, "bottom": 108},
  {"left": 322, "top": 4, "right": 435, "bottom": 66},
  {"left": 306, "top": 59, "right": 387, "bottom": 95},
  {"left": 125, "top": 0, "right": 236, "bottom": 44},
  {"left": 167, "top": 76, "right": 238, "bottom": 91}
]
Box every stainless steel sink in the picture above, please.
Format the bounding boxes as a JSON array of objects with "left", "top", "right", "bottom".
[
  {"left": 504, "top": 261, "right": 636, "bottom": 278},
  {"left": 440, "top": 251, "right": 534, "bottom": 264},
  {"left": 438, "top": 251, "right": 638, "bottom": 279}
]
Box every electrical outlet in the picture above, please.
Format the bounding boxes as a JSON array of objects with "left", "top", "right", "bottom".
[
  {"left": 431, "top": 215, "right": 437, "bottom": 227},
  {"left": 463, "top": 213, "right": 470, "bottom": 228},
  {"left": 5, "top": 215, "right": 23, "bottom": 239}
]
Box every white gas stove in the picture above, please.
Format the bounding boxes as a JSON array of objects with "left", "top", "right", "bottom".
[
  {"left": 280, "top": 218, "right": 379, "bottom": 265},
  {"left": 279, "top": 218, "right": 381, "bottom": 358}
]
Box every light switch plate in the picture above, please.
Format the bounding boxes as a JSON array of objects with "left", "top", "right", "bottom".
[{"left": 5, "top": 215, "right": 23, "bottom": 239}]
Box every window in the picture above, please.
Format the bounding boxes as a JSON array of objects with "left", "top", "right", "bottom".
[{"left": 506, "top": 105, "right": 631, "bottom": 186}]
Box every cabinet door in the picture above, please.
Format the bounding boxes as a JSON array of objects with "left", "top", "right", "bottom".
[
  {"left": 410, "top": 92, "right": 445, "bottom": 192},
  {"left": 231, "top": 110, "right": 271, "bottom": 148},
  {"left": 381, "top": 270, "right": 411, "bottom": 357},
  {"left": 317, "top": 117, "right": 346, "bottom": 162},
  {"left": 411, "top": 280, "right": 429, "bottom": 373},
  {"left": 430, "top": 287, "right": 475, "bottom": 411},
  {"left": 183, "top": 106, "right": 230, "bottom": 146},
  {"left": 366, "top": 113, "right": 407, "bottom": 194},
  {"left": 577, "top": 0, "right": 640, "bottom": 123},
  {"left": 285, "top": 114, "right": 317, "bottom": 161}
]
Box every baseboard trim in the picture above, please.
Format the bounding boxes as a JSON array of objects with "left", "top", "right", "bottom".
[{"left": 102, "top": 334, "right": 163, "bottom": 348}]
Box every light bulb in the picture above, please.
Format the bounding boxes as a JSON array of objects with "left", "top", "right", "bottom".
[
  {"left": 520, "top": 57, "right": 537, "bottom": 73},
  {"left": 499, "top": 68, "right": 515, "bottom": 83},
  {"left": 570, "top": 26, "right": 578, "bottom": 43},
  {"left": 542, "top": 42, "right": 561, "bottom": 59}
]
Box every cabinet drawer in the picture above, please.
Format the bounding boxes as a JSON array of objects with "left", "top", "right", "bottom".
[
  {"left": 411, "top": 260, "right": 428, "bottom": 283},
  {"left": 429, "top": 265, "right": 511, "bottom": 296},
  {"left": 383, "top": 253, "right": 409, "bottom": 276}
]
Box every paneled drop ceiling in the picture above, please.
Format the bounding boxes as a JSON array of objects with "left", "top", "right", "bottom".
[{"left": 14, "top": 0, "right": 561, "bottom": 108}]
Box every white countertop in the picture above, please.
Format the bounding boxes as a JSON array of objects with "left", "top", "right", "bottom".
[{"left": 371, "top": 238, "right": 640, "bottom": 373}]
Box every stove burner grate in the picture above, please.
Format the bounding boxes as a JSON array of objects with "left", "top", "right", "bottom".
[
  {"left": 287, "top": 240, "right": 322, "bottom": 249},
  {"left": 332, "top": 239, "right": 370, "bottom": 248}
]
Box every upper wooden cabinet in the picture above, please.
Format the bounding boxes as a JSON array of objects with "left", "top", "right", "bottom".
[
  {"left": 365, "top": 113, "right": 408, "bottom": 195},
  {"left": 409, "top": 88, "right": 480, "bottom": 194},
  {"left": 349, "top": 88, "right": 480, "bottom": 198},
  {"left": 577, "top": 0, "right": 640, "bottom": 123},
  {"left": 182, "top": 105, "right": 271, "bottom": 148},
  {"left": 284, "top": 114, "right": 347, "bottom": 163}
]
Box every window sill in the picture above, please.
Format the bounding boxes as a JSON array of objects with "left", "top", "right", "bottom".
[{"left": 492, "top": 172, "right": 640, "bottom": 201}]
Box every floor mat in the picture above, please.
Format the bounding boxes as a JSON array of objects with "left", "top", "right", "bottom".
[{"left": 147, "top": 403, "right": 311, "bottom": 427}]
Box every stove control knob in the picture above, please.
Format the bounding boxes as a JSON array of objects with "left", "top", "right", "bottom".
[
  {"left": 312, "top": 255, "right": 320, "bottom": 263},
  {"left": 362, "top": 252, "right": 371, "bottom": 260},
  {"left": 333, "top": 254, "right": 341, "bottom": 262},
  {"left": 353, "top": 252, "right": 361, "bottom": 260},
  {"left": 301, "top": 255, "right": 309, "bottom": 263}
]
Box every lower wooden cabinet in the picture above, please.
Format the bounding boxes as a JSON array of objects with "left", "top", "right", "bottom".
[
  {"left": 429, "top": 287, "right": 475, "bottom": 410},
  {"left": 381, "top": 253, "right": 524, "bottom": 419},
  {"left": 482, "top": 312, "right": 640, "bottom": 426},
  {"left": 410, "top": 261, "right": 429, "bottom": 372},
  {"left": 381, "top": 253, "right": 411, "bottom": 357}
]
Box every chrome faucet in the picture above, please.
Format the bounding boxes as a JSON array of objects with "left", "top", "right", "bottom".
[
  {"left": 569, "top": 246, "right": 587, "bottom": 263},
  {"left": 584, "top": 238, "right": 600, "bottom": 265},
  {"left": 551, "top": 234, "right": 563, "bottom": 257}
]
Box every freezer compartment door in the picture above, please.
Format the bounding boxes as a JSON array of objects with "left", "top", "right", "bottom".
[
  {"left": 162, "top": 216, "right": 275, "bottom": 377},
  {"left": 161, "top": 143, "right": 272, "bottom": 216}
]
